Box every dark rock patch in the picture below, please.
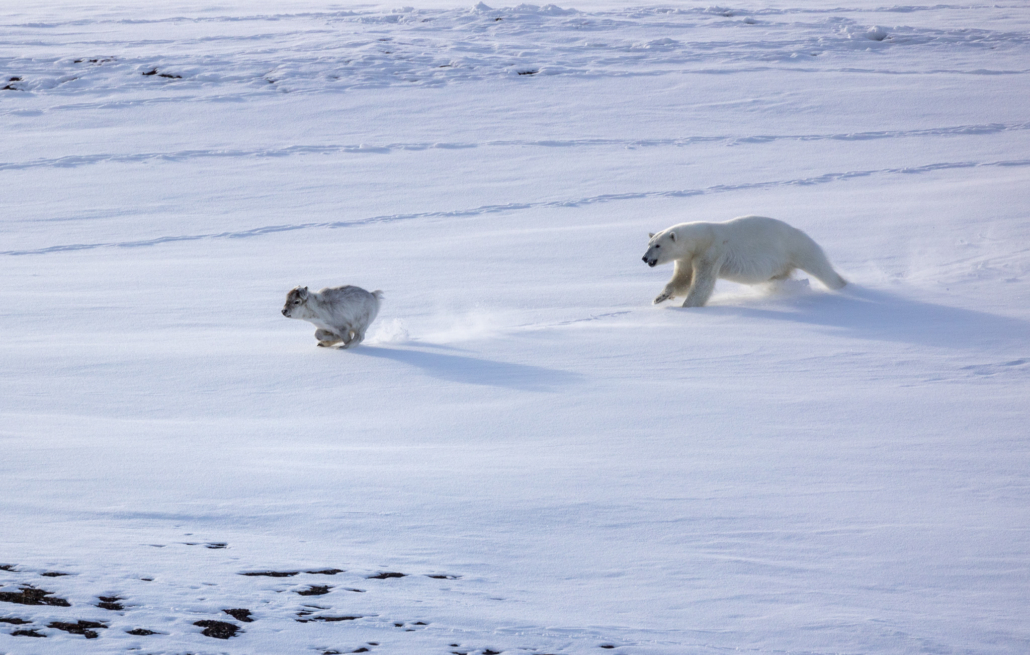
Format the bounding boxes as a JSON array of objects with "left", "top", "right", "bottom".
[
  {"left": 296, "top": 614, "right": 361, "bottom": 623},
  {"left": 142, "top": 68, "right": 182, "bottom": 79},
  {"left": 223, "top": 608, "right": 253, "bottom": 622},
  {"left": 12, "top": 628, "right": 46, "bottom": 637},
  {"left": 206, "top": 542, "right": 228, "bottom": 549},
  {"left": 297, "top": 585, "right": 331, "bottom": 596},
  {"left": 40, "top": 572, "right": 70, "bottom": 577},
  {"left": 73, "top": 58, "right": 114, "bottom": 64},
  {"left": 0, "top": 587, "right": 71, "bottom": 607},
  {"left": 126, "top": 628, "right": 160, "bottom": 635},
  {"left": 517, "top": 69, "right": 538, "bottom": 75},
  {"left": 140, "top": 577, "right": 154, "bottom": 581},
  {"left": 97, "top": 595, "right": 124, "bottom": 610},
  {"left": 49, "top": 620, "right": 107, "bottom": 639},
  {"left": 307, "top": 568, "right": 344, "bottom": 575},
  {"left": 352, "top": 649, "right": 370, "bottom": 653},
  {"left": 483, "top": 650, "right": 501, "bottom": 655},
  {"left": 427, "top": 574, "right": 460, "bottom": 580},
  {"left": 344, "top": 588, "right": 365, "bottom": 593},
  {"left": 195, "top": 620, "right": 240, "bottom": 639},
  {"left": 1, "top": 617, "right": 32, "bottom": 624},
  {"left": 600, "top": 646, "right": 616, "bottom": 650},
  {"left": 0, "top": 564, "right": 16, "bottom": 571},
  {"left": 367, "top": 572, "right": 406, "bottom": 579},
  {"left": 241, "top": 570, "right": 299, "bottom": 577}
]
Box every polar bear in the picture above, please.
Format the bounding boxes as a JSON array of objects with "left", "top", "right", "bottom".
[
  {"left": 642, "top": 216, "right": 846, "bottom": 307},
  {"left": 282, "top": 285, "right": 383, "bottom": 348}
]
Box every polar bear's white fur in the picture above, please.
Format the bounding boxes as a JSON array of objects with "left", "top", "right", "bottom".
[
  {"left": 642, "top": 216, "right": 846, "bottom": 307},
  {"left": 282, "top": 285, "right": 383, "bottom": 348}
]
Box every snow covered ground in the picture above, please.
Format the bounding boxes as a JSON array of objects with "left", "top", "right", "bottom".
[{"left": 2, "top": 1, "right": 1029, "bottom": 653}]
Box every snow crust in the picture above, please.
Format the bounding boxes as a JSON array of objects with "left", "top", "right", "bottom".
[{"left": 2, "top": 1, "right": 1029, "bottom": 653}]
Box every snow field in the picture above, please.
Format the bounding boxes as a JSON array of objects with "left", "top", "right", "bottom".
[{"left": 2, "top": 2, "right": 1030, "bottom": 654}]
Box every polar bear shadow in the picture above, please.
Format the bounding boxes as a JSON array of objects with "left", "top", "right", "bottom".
[
  {"left": 353, "top": 346, "right": 582, "bottom": 391},
  {"left": 701, "top": 284, "right": 1029, "bottom": 350}
]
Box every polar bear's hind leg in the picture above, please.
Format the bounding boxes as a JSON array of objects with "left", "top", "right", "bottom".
[
  {"left": 769, "top": 266, "right": 795, "bottom": 281},
  {"left": 796, "top": 248, "right": 846, "bottom": 290}
]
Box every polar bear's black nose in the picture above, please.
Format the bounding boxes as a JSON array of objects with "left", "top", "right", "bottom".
[
  {"left": 282, "top": 309, "right": 288, "bottom": 316},
  {"left": 642, "top": 256, "right": 648, "bottom": 263}
]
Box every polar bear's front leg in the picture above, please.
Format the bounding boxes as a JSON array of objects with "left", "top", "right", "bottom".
[
  {"left": 655, "top": 260, "right": 694, "bottom": 304},
  {"left": 682, "top": 257, "right": 719, "bottom": 308}
]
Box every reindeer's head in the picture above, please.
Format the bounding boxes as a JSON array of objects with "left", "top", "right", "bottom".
[{"left": 281, "top": 286, "right": 310, "bottom": 318}]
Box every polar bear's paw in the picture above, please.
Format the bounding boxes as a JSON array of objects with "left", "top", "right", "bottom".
[{"left": 653, "top": 291, "right": 673, "bottom": 305}]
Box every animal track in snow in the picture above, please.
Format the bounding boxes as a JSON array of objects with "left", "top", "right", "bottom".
[
  {"left": 960, "top": 358, "right": 1029, "bottom": 377},
  {"left": 6, "top": 158, "right": 1030, "bottom": 258},
  {"left": 3, "top": 122, "right": 1028, "bottom": 171}
]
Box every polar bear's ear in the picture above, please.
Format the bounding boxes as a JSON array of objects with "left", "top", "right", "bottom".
[
  {"left": 668, "top": 232, "right": 676, "bottom": 242},
  {"left": 649, "top": 232, "right": 655, "bottom": 238}
]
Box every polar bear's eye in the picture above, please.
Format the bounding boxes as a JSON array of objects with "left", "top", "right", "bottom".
[{"left": 655, "top": 244, "right": 660, "bottom": 248}]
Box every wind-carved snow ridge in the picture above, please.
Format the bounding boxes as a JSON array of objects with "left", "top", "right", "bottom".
[
  {"left": 2, "top": 3, "right": 1030, "bottom": 99},
  {"left": 4, "top": 157, "right": 1029, "bottom": 256}
]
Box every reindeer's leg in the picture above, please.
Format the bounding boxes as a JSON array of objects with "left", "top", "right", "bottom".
[
  {"left": 350, "top": 329, "right": 366, "bottom": 347},
  {"left": 654, "top": 259, "right": 693, "bottom": 305},
  {"left": 315, "top": 328, "right": 342, "bottom": 347},
  {"left": 338, "top": 327, "right": 358, "bottom": 349}
]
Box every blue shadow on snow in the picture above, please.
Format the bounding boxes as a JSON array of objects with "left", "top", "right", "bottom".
[
  {"left": 352, "top": 346, "right": 582, "bottom": 392},
  {"left": 700, "top": 285, "right": 1029, "bottom": 350}
]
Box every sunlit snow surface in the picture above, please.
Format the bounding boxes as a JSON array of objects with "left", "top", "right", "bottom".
[{"left": 2, "top": 1, "right": 1030, "bottom": 653}]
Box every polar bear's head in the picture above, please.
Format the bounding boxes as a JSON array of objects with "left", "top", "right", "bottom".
[
  {"left": 281, "top": 286, "right": 310, "bottom": 318},
  {"left": 641, "top": 230, "right": 678, "bottom": 267}
]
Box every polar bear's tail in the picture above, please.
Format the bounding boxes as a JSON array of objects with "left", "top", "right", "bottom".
[{"left": 372, "top": 290, "right": 384, "bottom": 301}]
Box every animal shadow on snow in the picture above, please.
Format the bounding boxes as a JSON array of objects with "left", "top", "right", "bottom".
[
  {"left": 704, "top": 285, "right": 1029, "bottom": 350},
  {"left": 353, "top": 346, "right": 582, "bottom": 391}
]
